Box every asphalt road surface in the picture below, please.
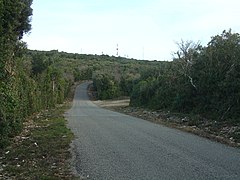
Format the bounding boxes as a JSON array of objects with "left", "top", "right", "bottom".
[{"left": 65, "top": 82, "right": 240, "bottom": 180}]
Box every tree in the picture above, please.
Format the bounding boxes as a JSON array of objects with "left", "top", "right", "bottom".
[
  {"left": 191, "top": 29, "right": 240, "bottom": 119},
  {"left": 0, "top": 0, "right": 33, "bottom": 79},
  {"left": 0, "top": 0, "right": 33, "bottom": 147}
]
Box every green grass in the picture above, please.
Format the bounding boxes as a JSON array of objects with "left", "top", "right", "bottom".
[{"left": 0, "top": 103, "right": 77, "bottom": 179}]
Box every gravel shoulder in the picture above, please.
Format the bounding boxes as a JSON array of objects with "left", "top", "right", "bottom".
[{"left": 92, "top": 98, "right": 240, "bottom": 148}]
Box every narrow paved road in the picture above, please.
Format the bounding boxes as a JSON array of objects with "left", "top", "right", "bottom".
[{"left": 65, "top": 82, "right": 240, "bottom": 180}]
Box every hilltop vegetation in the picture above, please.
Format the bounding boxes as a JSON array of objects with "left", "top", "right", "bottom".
[{"left": 28, "top": 29, "right": 240, "bottom": 127}]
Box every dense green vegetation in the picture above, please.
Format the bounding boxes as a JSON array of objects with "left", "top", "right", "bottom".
[
  {"left": 26, "top": 51, "right": 144, "bottom": 100},
  {"left": 0, "top": 0, "right": 72, "bottom": 147},
  {"left": 130, "top": 30, "right": 240, "bottom": 123},
  {"left": 1, "top": 0, "right": 33, "bottom": 147}
]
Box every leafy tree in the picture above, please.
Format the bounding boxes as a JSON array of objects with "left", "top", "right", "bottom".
[
  {"left": 0, "top": 0, "right": 33, "bottom": 77},
  {"left": 31, "top": 53, "right": 49, "bottom": 75},
  {"left": 191, "top": 30, "right": 240, "bottom": 119},
  {"left": 93, "top": 73, "right": 121, "bottom": 100},
  {"left": 129, "top": 30, "right": 240, "bottom": 123},
  {"left": 0, "top": 0, "right": 33, "bottom": 147}
]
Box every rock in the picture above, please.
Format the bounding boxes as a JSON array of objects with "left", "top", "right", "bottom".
[
  {"left": 5, "top": 151, "right": 10, "bottom": 155},
  {"left": 181, "top": 117, "right": 188, "bottom": 123},
  {"left": 21, "top": 136, "right": 27, "bottom": 140},
  {"left": 143, "top": 110, "right": 148, "bottom": 114}
]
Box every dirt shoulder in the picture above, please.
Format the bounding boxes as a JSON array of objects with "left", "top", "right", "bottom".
[
  {"left": 92, "top": 98, "right": 240, "bottom": 148},
  {"left": 0, "top": 82, "right": 82, "bottom": 179}
]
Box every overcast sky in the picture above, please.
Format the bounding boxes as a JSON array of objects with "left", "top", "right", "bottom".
[{"left": 23, "top": 0, "right": 240, "bottom": 61}]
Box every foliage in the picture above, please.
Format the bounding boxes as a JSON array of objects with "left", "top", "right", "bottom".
[
  {"left": 0, "top": 1, "right": 73, "bottom": 147},
  {"left": 190, "top": 30, "right": 240, "bottom": 119},
  {"left": 0, "top": 0, "right": 33, "bottom": 147},
  {"left": 92, "top": 72, "right": 121, "bottom": 100},
  {"left": 130, "top": 29, "right": 240, "bottom": 123}
]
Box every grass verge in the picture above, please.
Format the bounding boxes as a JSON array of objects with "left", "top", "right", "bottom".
[{"left": 0, "top": 83, "right": 80, "bottom": 180}]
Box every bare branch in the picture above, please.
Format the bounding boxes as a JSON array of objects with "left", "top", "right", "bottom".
[{"left": 187, "top": 75, "right": 197, "bottom": 90}]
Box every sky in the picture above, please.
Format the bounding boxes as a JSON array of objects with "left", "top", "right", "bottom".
[{"left": 23, "top": 0, "right": 240, "bottom": 61}]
